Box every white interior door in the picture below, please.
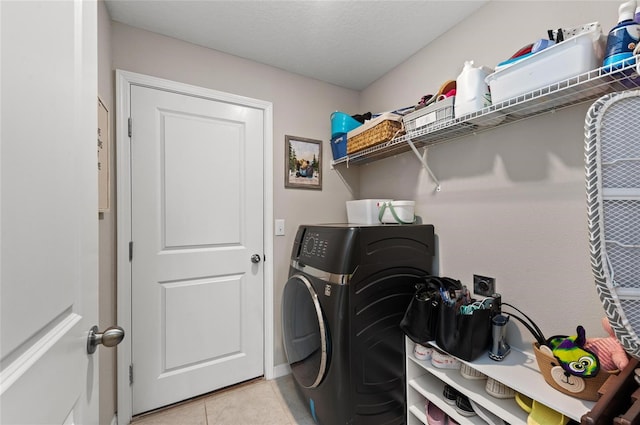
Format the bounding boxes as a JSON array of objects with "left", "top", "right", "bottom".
[
  {"left": 0, "top": 1, "right": 99, "bottom": 424},
  {"left": 129, "top": 84, "right": 265, "bottom": 414}
]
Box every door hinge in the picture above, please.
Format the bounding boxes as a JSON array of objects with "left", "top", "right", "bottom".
[
  {"left": 129, "top": 241, "right": 133, "bottom": 262},
  {"left": 129, "top": 364, "right": 134, "bottom": 385},
  {"left": 128, "top": 117, "right": 132, "bottom": 138}
]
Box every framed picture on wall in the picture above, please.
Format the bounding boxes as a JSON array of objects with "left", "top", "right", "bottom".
[{"left": 285, "top": 135, "right": 322, "bottom": 190}]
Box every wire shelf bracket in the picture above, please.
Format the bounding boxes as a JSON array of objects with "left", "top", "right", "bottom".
[{"left": 405, "top": 138, "right": 440, "bottom": 191}]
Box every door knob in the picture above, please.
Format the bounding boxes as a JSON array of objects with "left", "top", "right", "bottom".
[
  {"left": 87, "top": 325, "right": 125, "bottom": 354},
  {"left": 251, "top": 254, "right": 261, "bottom": 263}
]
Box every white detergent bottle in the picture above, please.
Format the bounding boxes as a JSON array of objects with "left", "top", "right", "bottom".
[{"left": 454, "top": 60, "right": 493, "bottom": 118}]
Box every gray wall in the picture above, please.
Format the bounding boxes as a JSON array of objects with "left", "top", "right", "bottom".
[{"left": 358, "top": 0, "right": 617, "bottom": 348}]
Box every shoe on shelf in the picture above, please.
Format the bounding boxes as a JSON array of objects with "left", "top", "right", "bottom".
[
  {"left": 426, "top": 400, "right": 447, "bottom": 425},
  {"left": 485, "top": 377, "right": 516, "bottom": 399},
  {"left": 527, "top": 400, "right": 569, "bottom": 425},
  {"left": 442, "top": 384, "right": 460, "bottom": 405},
  {"left": 431, "top": 350, "right": 461, "bottom": 369},
  {"left": 469, "top": 398, "right": 506, "bottom": 425},
  {"left": 460, "top": 363, "right": 488, "bottom": 380},
  {"left": 454, "top": 394, "right": 477, "bottom": 417},
  {"left": 414, "top": 343, "right": 433, "bottom": 361},
  {"left": 447, "top": 417, "right": 460, "bottom": 425}
]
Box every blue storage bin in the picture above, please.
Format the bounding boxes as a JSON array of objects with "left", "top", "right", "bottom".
[
  {"left": 331, "top": 111, "right": 362, "bottom": 139},
  {"left": 330, "top": 134, "right": 348, "bottom": 160}
]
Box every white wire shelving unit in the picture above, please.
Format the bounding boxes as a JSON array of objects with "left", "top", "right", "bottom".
[{"left": 331, "top": 57, "right": 640, "bottom": 190}]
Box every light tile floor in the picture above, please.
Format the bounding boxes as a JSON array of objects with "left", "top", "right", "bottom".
[{"left": 130, "top": 375, "right": 316, "bottom": 425}]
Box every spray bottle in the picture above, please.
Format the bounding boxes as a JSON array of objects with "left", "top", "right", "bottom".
[{"left": 603, "top": 0, "right": 640, "bottom": 69}]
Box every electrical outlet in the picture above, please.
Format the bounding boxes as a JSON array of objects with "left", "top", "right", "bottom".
[{"left": 473, "top": 274, "right": 496, "bottom": 297}]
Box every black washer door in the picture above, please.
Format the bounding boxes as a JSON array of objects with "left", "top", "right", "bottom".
[{"left": 282, "top": 274, "right": 329, "bottom": 388}]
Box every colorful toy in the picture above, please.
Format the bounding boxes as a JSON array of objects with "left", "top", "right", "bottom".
[{"left": 547, "top": 326, "right": 600, "bottom": 378}]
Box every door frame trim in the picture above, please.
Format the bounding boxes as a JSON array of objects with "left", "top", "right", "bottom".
[{"left": 115, "top": 70, "right": 274, "bottom": 425}]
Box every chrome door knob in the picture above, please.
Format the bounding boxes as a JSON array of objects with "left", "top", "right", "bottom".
[
  {"left": 87, "top": 325, "right": 125, "bottom": 354},
  {"left": 251, "top": 254, "right": 261, "bottom": 263}
]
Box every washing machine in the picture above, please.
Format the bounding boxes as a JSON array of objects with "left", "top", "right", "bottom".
[{"left": 282, "top": 224, "right": 434, "bottom": 425}]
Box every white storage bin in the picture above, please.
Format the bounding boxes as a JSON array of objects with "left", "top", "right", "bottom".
[
  {"left": 403, "top": 96, "right": 455, "bottom": 131},
  {"left": 347, "top": 199, "right": 391, "bottom": 224},
  {"left": 378, "top": 201, "right": 415, "bottom": 224},
  {"left": 485, "top": 25, "right": 604, "bottom": 105}
]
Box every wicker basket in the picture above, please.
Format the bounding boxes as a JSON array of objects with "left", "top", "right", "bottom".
[
  {"left": 347, "top": 119, "right": 404, "bottom": 154},
  {"left": 533, "top": 343, "right": 617, "bottom": 401}
]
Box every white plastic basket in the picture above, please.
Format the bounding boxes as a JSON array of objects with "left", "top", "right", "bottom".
[
  {"left": 403, "top": 97, "right": 455, "bottom": 131},
  {"left": 377, "top": 201, "right": 415, "bottom": 224},
  {"left": 346, "top": 199, "right": 391, "bottom": 224},
  {"left": 486, "top": 24, "right": 604, "bottom": 105}
]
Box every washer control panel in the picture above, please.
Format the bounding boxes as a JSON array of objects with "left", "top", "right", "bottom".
[
  {"left": 293, "top": 225, "right": 359, "bottom": 274},
  {"left": 302, "top": 231, "right": 329, "bottom": 259}
]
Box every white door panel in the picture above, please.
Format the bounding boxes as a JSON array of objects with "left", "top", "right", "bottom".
[
  {"left": 0, "top": 1, "right": 98, "bottom": 424},
  {"left": 163, "top": 112, "right": 243, "bottom": 247},
  {"left": 163, "top": 277, "right": 242, "bottom": 368},
  {"left": 130, "top": 85, "right": 264, "bottom": 414}
]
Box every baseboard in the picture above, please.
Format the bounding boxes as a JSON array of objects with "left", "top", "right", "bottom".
[{"left": 271, "top": 362, "right": 291, "bottom": 379}]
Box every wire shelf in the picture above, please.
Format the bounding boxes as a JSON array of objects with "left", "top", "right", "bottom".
[{"left": 333, "top": 57, "right": 640, "bottom": 167}]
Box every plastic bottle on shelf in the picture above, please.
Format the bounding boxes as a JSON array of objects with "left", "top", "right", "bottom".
[
  {"left": 454, "top": 60, "right": 493, "bottom": 118},
  {"left": 603, "top": 0, "right": 640, "bottom": 69},
  {"left": 531, "top": 38, "right": 555, "bottom": 54}
]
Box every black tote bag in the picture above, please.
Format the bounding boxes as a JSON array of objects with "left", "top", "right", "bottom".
[
  {"left": 400, "top": 277, "right": 462, "bottom": 345},
  {"left": 399, "top": 286, "right": 440, "bottom": 344},
  {"left": 435, "top": 302, "right": 493, "bottom": 361}
]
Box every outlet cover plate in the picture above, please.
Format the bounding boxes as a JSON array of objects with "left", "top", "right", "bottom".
[{"left": 473, "top": 274, "right": 495, "bottom": 297}]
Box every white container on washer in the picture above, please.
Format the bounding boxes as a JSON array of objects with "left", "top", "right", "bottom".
[
  {"left": 346, "top": 199, "right": 391, "bottom": 224},
  {"left": 454, "top": 60, "right": 493, "bottom": 118},
  {"left": 377, "top": 201, "right": 416, "bottom": 224}
]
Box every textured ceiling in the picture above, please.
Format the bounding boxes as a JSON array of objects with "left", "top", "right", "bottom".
[{"left": 105, "top": 0, "right": 488, "bottom": 90}]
